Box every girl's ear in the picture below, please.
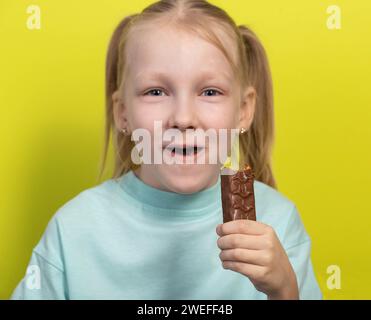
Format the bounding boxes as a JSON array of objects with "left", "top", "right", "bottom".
[
  {"left": 239, "top": 86, "right": 256, "bottom": 130},
  {"left": 112, "top": 90, "right": 129, "bottom": 131}
]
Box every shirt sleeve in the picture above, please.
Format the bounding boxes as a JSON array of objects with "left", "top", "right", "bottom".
[
  {"left": 282, "top": 205, "right": 323, "bottom": 300},
  {"left": 10, "top": 215, "right": 68, "bottom": 300}
]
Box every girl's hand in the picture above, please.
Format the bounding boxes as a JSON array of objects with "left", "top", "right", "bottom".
[{"left": 216, "top": 219, "right": 299, "bottom": 300}]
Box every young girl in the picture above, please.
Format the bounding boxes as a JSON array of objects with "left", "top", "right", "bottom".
[{"left": 11, "top": 0, "right": 322, "bottom": 300}]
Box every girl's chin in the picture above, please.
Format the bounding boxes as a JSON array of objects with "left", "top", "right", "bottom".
[
  {"left": 164, "top": 181, "right": 204, "bottom": 194},
  {"left": 161, "top": 169, "right": 217, "bottom": 194},
  {"left": 162, "top": 163, "right": 211, "bottom": 179}
]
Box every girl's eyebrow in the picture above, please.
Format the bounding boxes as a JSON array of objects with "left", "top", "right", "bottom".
[{"left": 134, "top": 70, "right": 232, "bottom": 82}]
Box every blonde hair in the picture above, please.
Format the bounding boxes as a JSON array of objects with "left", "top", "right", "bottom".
[{"left": 99, "top": 0, "right": 277, "bottom": 189}]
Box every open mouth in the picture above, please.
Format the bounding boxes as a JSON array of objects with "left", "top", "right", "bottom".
[
  {"left": 163, "top": 145, "right": 205, "bottom": 160},
  {"left": 170, "top": 146, "right": 204, "bottom": 156}
]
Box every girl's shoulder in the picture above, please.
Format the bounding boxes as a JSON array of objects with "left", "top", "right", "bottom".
[
  {"left": 51, "top": 178, "right": 120, "bottom": 222},
  {"left": 254, "top": 179, "right": 297, "bottom": 215},
  {"left": 31, "top": 178, "right": 120, "bottom": 268},
  {"left": 253, "top": 179, "right": 310, "bottom": 247}
]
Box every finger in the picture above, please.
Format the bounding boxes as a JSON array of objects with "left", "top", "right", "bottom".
[
  {"left": 216, "top": 219, "right": 268, "bottom": 237},
  {"left": 222, "top": 260, "right": 266, "bottom": 280},
  {"left": 217, "top": 234, "right": 265, "bottom": 250},
  {"left": 219, "top": 248, "right": 267, "bottom": 266}
]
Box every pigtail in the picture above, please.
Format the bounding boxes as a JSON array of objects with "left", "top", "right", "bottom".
[
  {"left": 98, "top": 15, "right": 138, "bottom": 182},
  {"left": 238, "top": 25, "right": 277, "bottom": 189}
]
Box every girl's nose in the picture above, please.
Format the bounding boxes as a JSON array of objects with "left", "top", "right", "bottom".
[{"left": 168, "top": 95, "right": 198, "bottom": 130}]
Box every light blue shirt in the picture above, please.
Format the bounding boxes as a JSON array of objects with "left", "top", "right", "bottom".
[{"left": 11, "top": 170, "right": 322, "bottom": 299}]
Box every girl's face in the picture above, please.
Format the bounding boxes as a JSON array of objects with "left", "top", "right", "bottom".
[{"left": 113, "top": 24, "right": 255, "bottom": 194}]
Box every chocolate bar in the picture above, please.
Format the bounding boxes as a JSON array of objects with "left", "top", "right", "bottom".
[{"left": 221, "top": 164, "right": 256, "bottom": 222}]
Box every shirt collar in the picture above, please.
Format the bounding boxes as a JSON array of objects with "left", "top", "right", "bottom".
[{"left": 117, "top": 170, "right": 221, "bottom": 216}]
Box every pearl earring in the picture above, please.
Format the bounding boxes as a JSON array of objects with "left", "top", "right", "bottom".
[
  {"left": 240, "top": 127, "right": 246, "bottom": 134},
  {"left": 121, "top": 128, "right": 128, "bottom": 135}
]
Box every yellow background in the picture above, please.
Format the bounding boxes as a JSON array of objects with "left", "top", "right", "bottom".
[{"left": 1, "top": 0, "right": 370, "bottom": 299}]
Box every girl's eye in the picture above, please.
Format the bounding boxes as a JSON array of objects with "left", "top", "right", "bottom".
[
  {"left": 144, "top": 89, "right": 165, "bottom": 96},
  {"left": 202, "top": 89, "right": 222, "bottom": 96}
]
